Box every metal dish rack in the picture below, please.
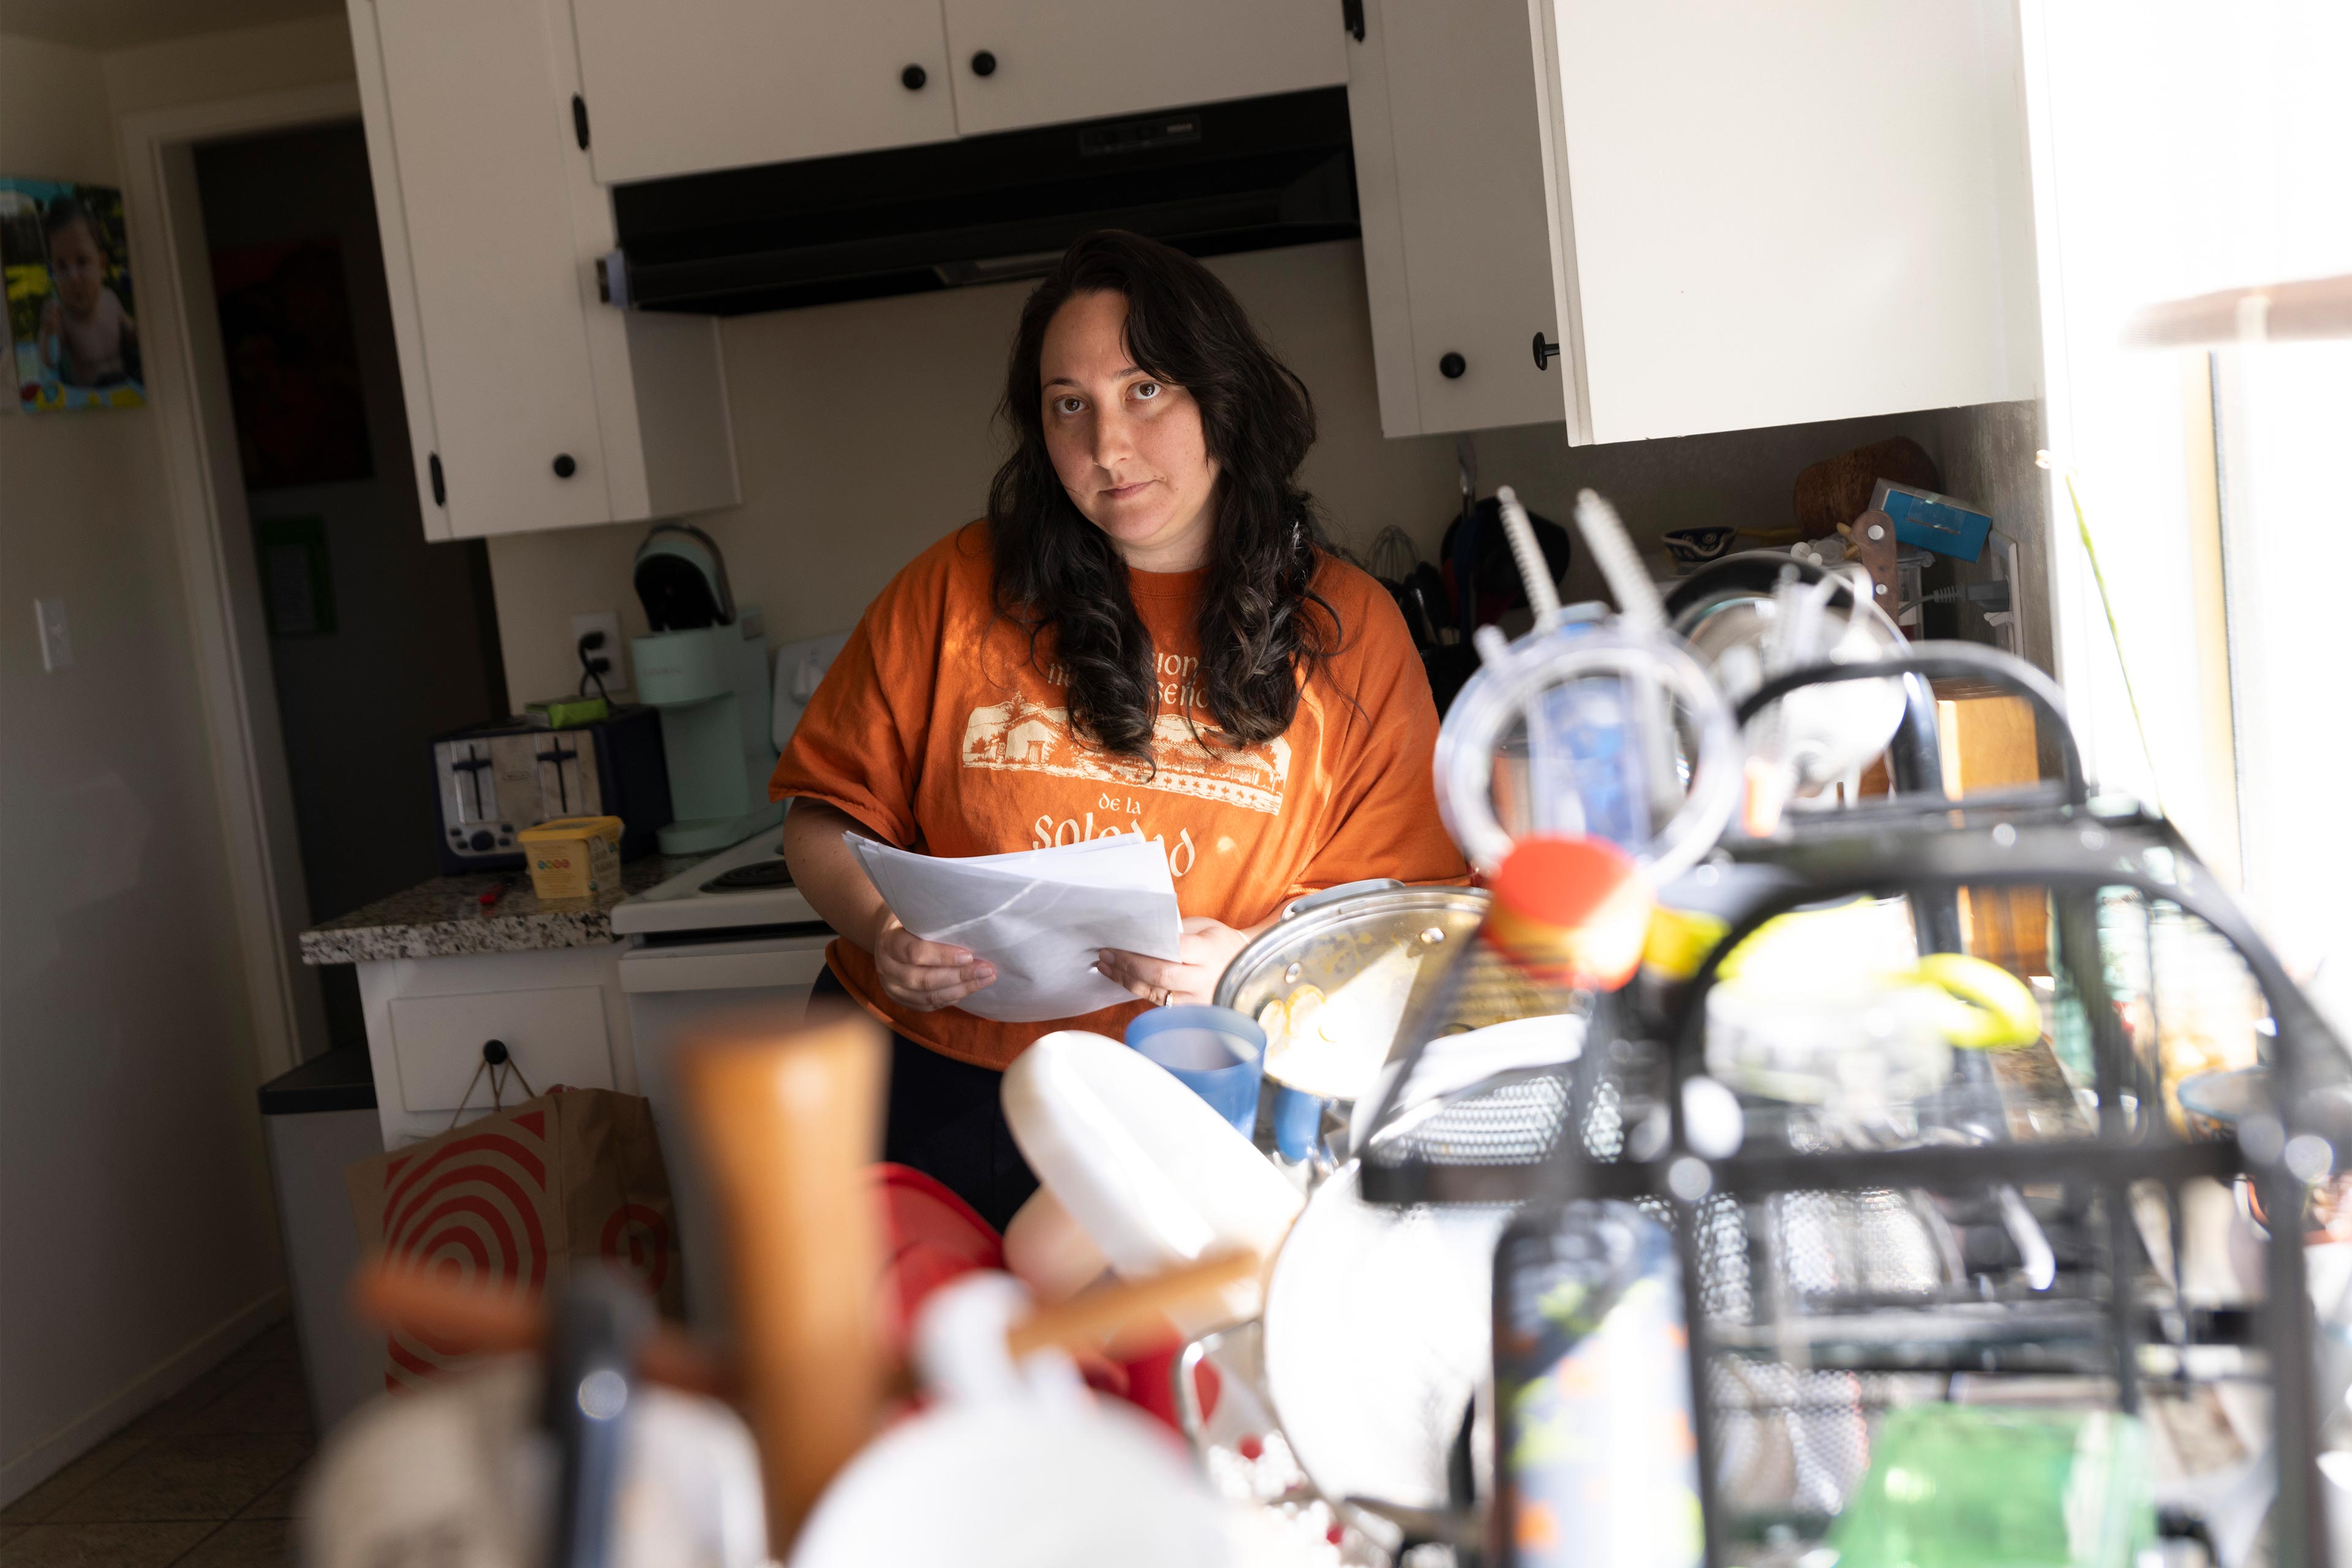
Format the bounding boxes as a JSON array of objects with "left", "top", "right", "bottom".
[{"left": 1352, "top": 649, "right": 2349, "bottom": 1568}]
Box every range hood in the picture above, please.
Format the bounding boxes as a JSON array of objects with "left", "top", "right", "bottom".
[{"left": 603, "top": 88, "right": 1357, "bottom": 316}]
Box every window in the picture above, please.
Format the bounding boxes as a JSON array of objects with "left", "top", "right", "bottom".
[{"left": 2022, "top": 0, "right": 2351, "bottom": 1026}]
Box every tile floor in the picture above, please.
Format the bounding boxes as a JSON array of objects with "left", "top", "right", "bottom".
[{"left": 0, "top": 1320, "right": 315, "bottom": 1567}]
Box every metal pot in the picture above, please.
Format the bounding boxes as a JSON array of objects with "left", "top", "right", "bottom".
[
  {"left": 1218, "top": 881, "right": 1571, "bottom": 1165},
  {"left": 1214, "top": 881, "right": 1493, "bottom": 1049}
]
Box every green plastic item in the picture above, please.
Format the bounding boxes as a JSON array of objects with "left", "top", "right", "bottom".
[
  {"left": 1825, "top": 1405, "right": 2155, "bottom": 1568},
  {"left": 526, "top": 695, "right": 611, "bottom": 729}
]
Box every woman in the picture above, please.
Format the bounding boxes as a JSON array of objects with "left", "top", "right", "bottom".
[{"left": 775, "top": 230, "right": 1465, "bottom": 1228}]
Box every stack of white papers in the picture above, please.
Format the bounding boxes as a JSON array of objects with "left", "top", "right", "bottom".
[{"left": 846, "top": 834, "right": 1184, "bottom": 1022}]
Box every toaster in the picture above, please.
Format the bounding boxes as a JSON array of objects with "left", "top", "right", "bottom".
[{"left": 430, "top": 705, "right": 672, "bottom": 873}]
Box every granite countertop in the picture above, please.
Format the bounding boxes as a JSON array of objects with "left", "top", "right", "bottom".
[{"left": 299, "top": 852, "right": 712, "bottom": 965}]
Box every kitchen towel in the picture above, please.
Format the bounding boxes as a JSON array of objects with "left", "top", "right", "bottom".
[{"left": 847, "top": 832, "right": 1183, "bottom": 1023}]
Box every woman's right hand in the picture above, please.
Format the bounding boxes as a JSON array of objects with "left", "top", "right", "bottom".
[{"left": 870, "top": 913, "right": 997, "bottom": 1011}]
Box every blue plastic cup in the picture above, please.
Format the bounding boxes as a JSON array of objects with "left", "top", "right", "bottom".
[
  {"left": 1270, "top": 1085, "right": 1327, "bottom": 1164},
  {"left": 1125, "top": 1006, "right": 1266, "bottom": 1137}
]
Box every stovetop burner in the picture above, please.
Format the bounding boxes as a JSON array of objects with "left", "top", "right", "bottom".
[{"left": 701, "top": 857, "right": 795, "bottom": 894}]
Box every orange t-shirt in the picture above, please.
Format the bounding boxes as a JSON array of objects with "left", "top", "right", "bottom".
[{"left": 771, "top": 521, "right": 1468, "bottom": 1069}]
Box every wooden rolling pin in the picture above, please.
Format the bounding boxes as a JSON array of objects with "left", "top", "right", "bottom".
[
  {"left": 679, "top": 1013, "right": 888, "bottom": 1549},
  {"left": 350, "top": 1257, "right": 729, "bottom": 1396},
  {"left": 354, "top": 1247, "right": 1259, "bottom": 1401}
]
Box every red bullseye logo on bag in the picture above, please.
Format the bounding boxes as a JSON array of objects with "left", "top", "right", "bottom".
[
  {"left": 372, "top": 1113, "right": 552, "bottom": 1389},
  {"left": 347, "top": 1088, "right": 683, "bottom": 1391}
]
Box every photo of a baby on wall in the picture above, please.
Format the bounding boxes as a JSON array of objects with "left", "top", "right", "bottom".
[{"left": 2, "top": 178, "right": 146, "bottom": 412}]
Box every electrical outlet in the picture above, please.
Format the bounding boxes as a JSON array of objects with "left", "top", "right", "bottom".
[{"left": 571, "top": 610, "right": 625, "bottom": 695}]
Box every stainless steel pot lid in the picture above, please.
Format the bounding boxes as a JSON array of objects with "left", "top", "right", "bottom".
[{"left": 1217, "top": 885, "right": 1558, "bottom": 1102}]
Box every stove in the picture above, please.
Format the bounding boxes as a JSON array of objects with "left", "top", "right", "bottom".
[
  {"left": 703, "top": 858, "right": 796, "bottom": 892},
  {"left": 611, "top": 829, "right": 820, "bottom": 935},
  {"left": 611, "top": 824, "right": 835, "bottom": 1330}
]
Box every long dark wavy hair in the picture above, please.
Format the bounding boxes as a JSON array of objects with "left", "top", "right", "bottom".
[{"left": 989, "top": 230, "right": 1337, "bottom": 758}]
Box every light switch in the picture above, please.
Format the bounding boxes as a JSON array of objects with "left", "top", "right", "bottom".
[{"left": 35, "top": 598, "right": 72, "bottom": 672}]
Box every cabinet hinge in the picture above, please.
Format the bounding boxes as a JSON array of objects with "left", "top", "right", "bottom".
[
  {"left": 571, "top": 94, "right": 590, "bottom": 151},
  {"left": 429, "top": 452, "right": 446, "bottom": 507},
  {"left": 1341, "top": 0, "right": 1365, "bottom": 41}
]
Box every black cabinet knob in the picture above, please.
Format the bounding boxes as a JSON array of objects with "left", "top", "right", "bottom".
[
  {"left": 483, "top": 1039, "right": 509, "bottom": 1066},
  {"left": 552, "top": 453, "right": 577, "bottom": 478},
  {"left": 1438, "top": 352, "right": 1466, "bottom": 380},
  {"left": 1533, "top": 333, "right": 1561, "bottom": 369},
  {"left": 901, "top": 63, "right": 927, "bottom": 90},
  {"left": 970, "top": 49, "right": 997, "bottom": 76}
]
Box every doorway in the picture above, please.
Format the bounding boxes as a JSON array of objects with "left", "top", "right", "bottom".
[{"left": 189, "top": 121, "right": 508, "bottom": 1053}]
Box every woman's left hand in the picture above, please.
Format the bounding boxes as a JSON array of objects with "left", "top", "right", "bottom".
[{"left": 1098, "top": 916, "right": 1256, "bottom": 1009}]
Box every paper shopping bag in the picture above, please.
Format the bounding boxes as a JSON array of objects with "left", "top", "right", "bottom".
[{"left": 346, "top": 1087, "right": 684, "bottom": 1392}]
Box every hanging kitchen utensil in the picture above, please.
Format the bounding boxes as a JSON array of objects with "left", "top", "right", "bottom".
[{"left": 1425, "top": 491, "right": 1572, "bottom": 715}]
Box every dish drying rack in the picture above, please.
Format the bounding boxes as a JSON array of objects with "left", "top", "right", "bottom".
[{"left": 1352, "top": 650, "right": 2349, "bottom": 1568}]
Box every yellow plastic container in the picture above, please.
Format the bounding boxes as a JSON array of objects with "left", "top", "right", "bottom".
[{"left": 516, "top": 815, "right": 623, "bottom": 900}]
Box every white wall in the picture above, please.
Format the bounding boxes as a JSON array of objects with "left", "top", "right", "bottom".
[
  {"left": 485, "top": 239, "right": 2035, "bottom": 706},
  {"left": 0, "top": 28, "right": 288, "bottom": 1506},
  {"left": 100, "top": 12, "right": 353, "bottom": 116}
]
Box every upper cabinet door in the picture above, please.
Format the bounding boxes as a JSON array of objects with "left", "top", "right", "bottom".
[
  {"left": 940, "top": 0, "right": 1348, "bottom": 137},
  {"left": 1532, "top": 0, "right": 2040, "bottom": 444},
  {"left": 367, "top": 0, "right": 614, "bottom": 537},
  {"left": 1346, "top": 0, "right": 1563, "bottom": 437},
  {"left": 570, "top": 0, "right": 959, "bottom": 183}
]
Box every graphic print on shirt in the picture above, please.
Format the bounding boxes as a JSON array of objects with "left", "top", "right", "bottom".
[{"left": 960, "top": 693, "right": 1292, "bottom": 816}]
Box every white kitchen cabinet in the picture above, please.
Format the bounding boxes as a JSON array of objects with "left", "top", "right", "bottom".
[
  {"left": 1346, "top": 0, "right": 1565, "bottom": 437},
  {"left": 940, "top": 0, "right": 1348, "bottom": 138},
  {"left": 356, "top": 945, "right": 636, "bottom": 1148},
  {"left": 1525, "top": 0, "right": 2040, "bottom": 445},
  {"left": 386, "top": 986, "right": 613, "bottom": 1114},
  {"left": 568, "top": 0, "right": 958, "bottom": 184},
  {"left": 350, "top": 0, "right": 739, "bottom": 540}
]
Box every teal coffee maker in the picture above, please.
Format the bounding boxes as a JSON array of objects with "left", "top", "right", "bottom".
[{"left": 630, "top": 523, "right": 782, "bottom": 854}]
